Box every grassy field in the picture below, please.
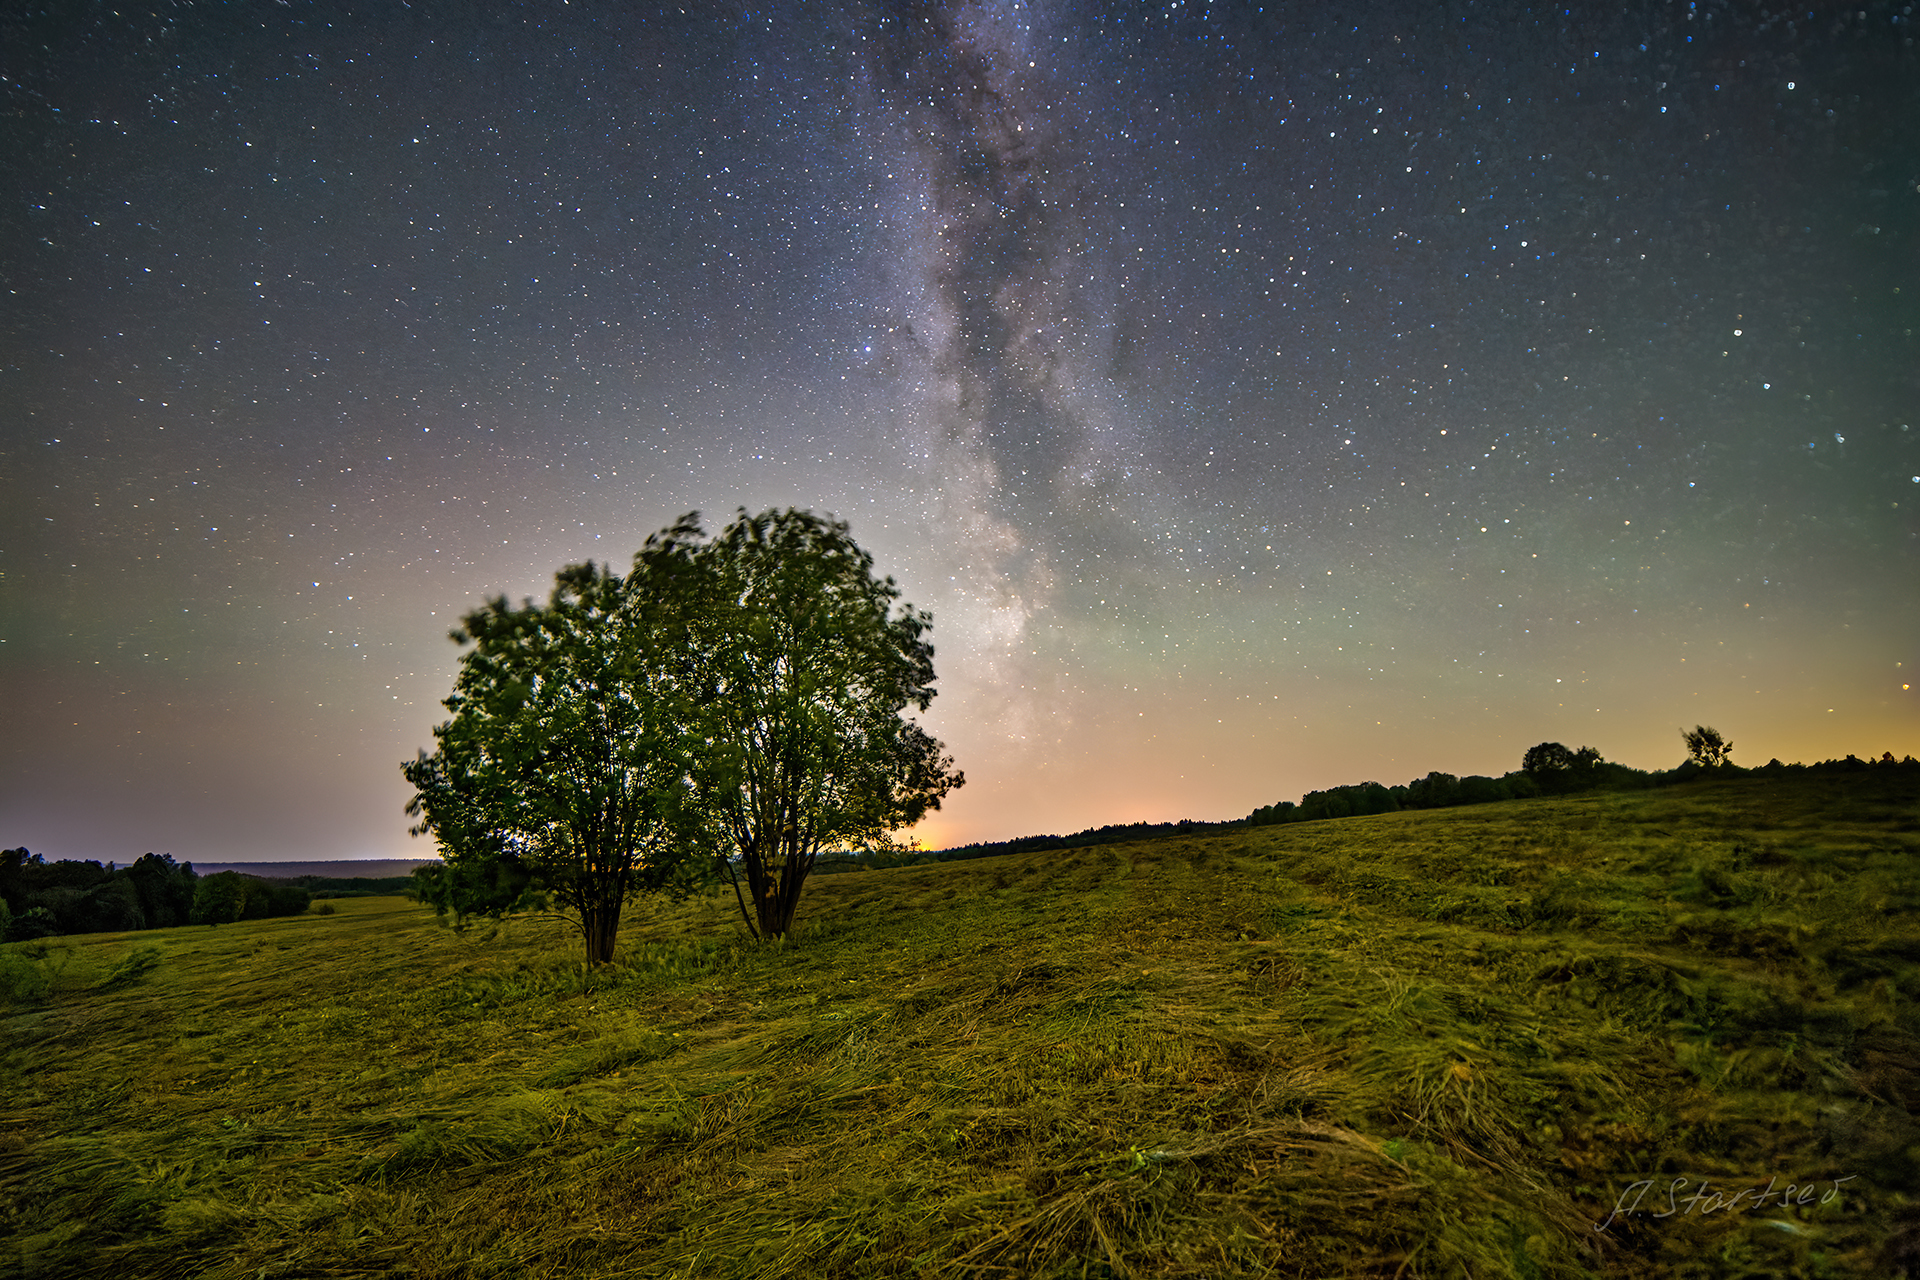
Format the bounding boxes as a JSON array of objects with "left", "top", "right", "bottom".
[{"left": 4, "top": 769, "right": 1917, "bottom": 1279}]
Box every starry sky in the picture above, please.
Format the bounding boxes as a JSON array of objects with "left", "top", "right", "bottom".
[{"left": 3, "top": 1, "right": 1916, "bottom": 866}]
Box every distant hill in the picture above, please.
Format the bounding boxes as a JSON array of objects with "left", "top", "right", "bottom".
[{"left": 189, "top": 858, "right": 441, "bottom": 880}]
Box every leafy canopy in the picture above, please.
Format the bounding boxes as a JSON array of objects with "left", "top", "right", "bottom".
[
  {"left": 402, "top": 509, "right": 962, "bottom": 956},
  {"left": 679, "top": 508, "right": 964, "bottom": 940},
  {"left": 402, "top": 526, "right": 708, "bottom": 963}
]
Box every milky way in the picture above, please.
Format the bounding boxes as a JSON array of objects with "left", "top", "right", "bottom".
[{"left": 2, "top": 1, "right": 1915, "bottom": 864}]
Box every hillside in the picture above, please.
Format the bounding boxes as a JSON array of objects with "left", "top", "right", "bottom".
[{"left": 3, "top": 770, "right": 1916, "bottom": 1278}]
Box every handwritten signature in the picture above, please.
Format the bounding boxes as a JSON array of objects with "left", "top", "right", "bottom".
[{"left": 1594, "top": 1174, "right": 1857, "bottom": 1233}]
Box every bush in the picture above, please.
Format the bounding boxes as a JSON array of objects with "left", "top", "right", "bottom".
[
  {"left": 191, "top": 872, "right": 249, "bottom": 925},
  {"left": 5, "top": 906, "right": 62, "bottom": 943}
]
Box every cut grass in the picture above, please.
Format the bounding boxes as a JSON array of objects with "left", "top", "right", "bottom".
[{"left": 3, "top": 769, "right": 1917, "bottom": 1277}]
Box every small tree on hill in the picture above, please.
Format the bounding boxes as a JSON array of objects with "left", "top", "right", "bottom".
[{"left": 1681, "top": 725, "right": 1733, "bottom": 768}]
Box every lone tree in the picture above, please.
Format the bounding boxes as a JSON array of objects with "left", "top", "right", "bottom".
[
  {"left": 403, "top": 532, "right": 708, "bottom": 964},
  {"left": 680, "top": 508, "right": 963, "bottom": 940},
  {"left": 1681, "top": 725, "right": 1733, "bottom": 769}
]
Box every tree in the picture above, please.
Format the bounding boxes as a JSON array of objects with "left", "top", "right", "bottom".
[
  {"left": 191, "top": 871, "right": 249, "bottom": 925},
  {"left": 125, "top": 853, "right": 197, "bottom": 929},
  {"left": 680, "top": 509, "right": 964, "bottom": 940},
  {"left": 1522, "top": 742, "right": 1603, "bottom": 794},
  {"left": 401, "top": 535, "right": 709, "bottom": 964},
  {"left": 0, "top": 848, "right": 38, "bottom": 914},
  {"left": 1404, "top": 771, "right": 1462, "bottom": 809},
  {"left": 1523, "top": 742, "right": 1578, "bottom": 777},
  {"left": 79, "top": 878, "right": 146, "bottom": 933},
  {"left": 1681, "top": 725, "right": 1733, "bottom": 768}
]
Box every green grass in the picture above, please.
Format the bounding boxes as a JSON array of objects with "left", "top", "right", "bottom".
[{"left": 4, "top": 770, "right": 1917, "bottom": 1278}]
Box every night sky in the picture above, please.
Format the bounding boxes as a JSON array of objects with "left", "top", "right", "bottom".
[{"left": 4, "top": 1, "right": 1916, "bottom": 866}]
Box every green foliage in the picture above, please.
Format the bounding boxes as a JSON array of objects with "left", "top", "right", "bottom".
[
  {"left": 5, "top": 905, "right": 62, "bottom": 942},
  {"left": 0, "top": 850, "right": 201, "bottom": 940},
  {"left": 295, "top": 873, "right": 417, "bottom": 897},
  {"left": 1245, "top": 799, "right": 1297, "bottom": 826},
  {"left": 125, "top": 853, "right": 197, "bottom": 928},
  {"left": 187, "top": 871, "right": 309, "bottom": 925},
  {"left": 679, "top": 509, "right": 963, "bottom": 939},
  {"left": 1403, "top": 770, "right": 1462, "bottom": 808},
  {"left": 0, "top": 846, "right": 39, "bottom": 913},
  {"left": 409, "top": 856, "right": 544, "bottom": 924},
  {"left": 403, "top": 521, "right": 727, "bottom": 963},
  {"left": 934, "top": 818, "right": 1219, "bottom": 860},
  {"left": 403, "top": 508, "right": 963, "bottom": 955},
  {"left": 84, "top": 877, "right": 147, "bottom": 932},
  {"left": 1236, "top": 742, "right": 1675, "bottom": 834},
  {"left": 1522, "top": 740, "right": 1577, "bottom": 775},
  {"left": 190, "top": 871, "right": 248, "bottom": 925},
  {"left": 255, "top": 879, "right": 313, "bottom": 918},
  {"left": 0, "top": 938, "right": 74, "bottom": 1004}
]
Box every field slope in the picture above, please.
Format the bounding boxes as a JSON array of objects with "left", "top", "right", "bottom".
[{"left": 4, "top": 770, "right": 1917, "bottom": 1278}]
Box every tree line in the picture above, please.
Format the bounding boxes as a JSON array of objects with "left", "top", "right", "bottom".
[
  {"left": 0, "top": 851, "right": 312, "bottom": 942},
  {"left": 1245, "top": 739, "right": 1634, "bottom": 826},
  {"left": 929, "top": 729, "right": 1919, "bottom": 864},
  {"left": 402, "top": 509, "right": 962, "bottom": 963},
  {"left": 1237, "top": 728, "right": 1915, "bottom": 827}
]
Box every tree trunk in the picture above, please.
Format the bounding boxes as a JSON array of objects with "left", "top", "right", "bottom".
[
  {"left": 754, "top": 853, "right": 808, "bottom": 939},
  {"left": 581, "top": 896, "right": 622, "bottom": 964}
]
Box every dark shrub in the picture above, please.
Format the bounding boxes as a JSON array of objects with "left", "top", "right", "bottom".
[
  {"left": 191, "top": 872, "right": 249, "bottom": 925},
  {"left": 5, "top": 907, "right": 62, "bottom": 943}
]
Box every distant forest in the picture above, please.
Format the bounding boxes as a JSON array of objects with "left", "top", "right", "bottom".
[
  {"left": 914, "top": 746, "right": 1920, "bottom": 867},
  {"left": 0, "top": 852, "right": 414, "bottom": 943}
]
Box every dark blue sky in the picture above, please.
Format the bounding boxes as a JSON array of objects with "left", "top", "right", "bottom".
[{"left": 3, "top": 1, "right": 1915, "bottom": 863}]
